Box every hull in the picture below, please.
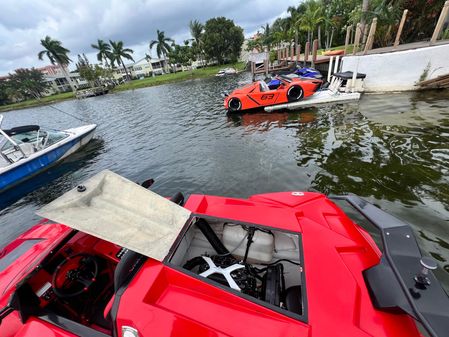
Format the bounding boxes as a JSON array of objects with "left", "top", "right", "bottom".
[
  {"left": 1, "top": 176, "right": 448, "bottom": 337},
  {"left": 0, "top": 125, "right": 96, "bottom": 193}
]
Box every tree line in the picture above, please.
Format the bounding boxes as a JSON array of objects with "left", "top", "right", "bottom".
[
  {"left": 0, "top": 16, "right": 243, "bottom": 105},
  {"left": 248, "top": 0, "right": 447, "bottom": 53}
]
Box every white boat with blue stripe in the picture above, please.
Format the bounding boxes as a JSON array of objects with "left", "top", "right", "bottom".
[{"left": 0, "top": 115, "right": 96, "bottom": 193}]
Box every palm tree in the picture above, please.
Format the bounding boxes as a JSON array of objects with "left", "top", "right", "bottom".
[
  {"left": 189, "top": 20, "right": 204, "bottom": 66},
  {"left": 298, "top": 1, "right": 326, "bottom": 45},
  {"left": 260, "top": 23, "right": 273, "bottom": 51},
  {"left": 38, "top": 36, "right": 76, "bottom": 92},
  {"left": 150, "top": 30, "right": 174, "bottom": 73},
  {"left": 109, "top": 40, "right": 134, "bottom": 81},
  {"left": 91, "top": 39, "right": 111, "bottom": 67},
  {"left": 361, "top": 0, "right": 370, "bottom": 43}
]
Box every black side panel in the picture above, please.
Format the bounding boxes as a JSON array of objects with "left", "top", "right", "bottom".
[
  {"left": 363, "top": 257, "right": 414, "bottom": 317},
  {"left": 39, "top": 312, "right": 111, "bottom": 337},
  {"left": 332, "top": 195, "right": 449, "bottom": 337}
]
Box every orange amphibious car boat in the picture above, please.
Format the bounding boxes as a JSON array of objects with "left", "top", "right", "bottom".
[{"left": 224, "top": 76, "right": 322, "bottom": 112}]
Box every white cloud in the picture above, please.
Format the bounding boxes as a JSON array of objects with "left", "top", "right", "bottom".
[{"left": 0, "top": 0, "right": 297, "bottom": 75}]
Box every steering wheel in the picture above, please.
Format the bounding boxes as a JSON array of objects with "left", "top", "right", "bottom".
[{"left": 52, "top": 253, "right": 99, "bottom": 298}]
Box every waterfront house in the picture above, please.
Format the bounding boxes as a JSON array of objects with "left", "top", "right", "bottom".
[
  {"left": 113, "top": 57, "right": 167, "bottom": 80},
  {"left": 37, "top": 65, "right": 88, "bottom": 95}
]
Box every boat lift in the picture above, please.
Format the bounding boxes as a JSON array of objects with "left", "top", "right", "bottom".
[
  {"left": 264, "top": 90, "right": 361, "bottom": 112},
  {"left": 265, "top": 56, "right": 364, "bottom": 112}
]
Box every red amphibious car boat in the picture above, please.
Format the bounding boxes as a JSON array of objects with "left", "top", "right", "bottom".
[
  {"left": 1, "top": 170, "right": 448, "bottom": 337},
  {"left": 224, "top": 76, "right": 321, "bottom": 112}
]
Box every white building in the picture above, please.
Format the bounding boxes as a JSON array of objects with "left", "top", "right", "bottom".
[
  {"left": 44, "top": 72, "right": 88, "bottom": 94},
  {"left": 37, "top": 65, "right": 88, "bottom": 95},
  {"left": 113, "top": 57, "right": 168, "bottom": 80}
]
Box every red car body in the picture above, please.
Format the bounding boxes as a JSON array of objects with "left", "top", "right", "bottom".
[
  {"left": 0, "top": 189, "right": 447, "bottom": 337},
  {"left": 224, "top": 77, "right": 322, "bottom": 112}
]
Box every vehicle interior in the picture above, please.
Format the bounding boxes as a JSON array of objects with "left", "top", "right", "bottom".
[
  {"left": 169, "top": 217, "right": 305, "bottom": 317},
  {"left": 0, "top": 126, "right": 69, "bottom": 166},
  {"left": 10, "top": 230, "right": 145, "bottom": 336},
  {"left": 8, "top": 215, "right": 304, "bottom": 335}
]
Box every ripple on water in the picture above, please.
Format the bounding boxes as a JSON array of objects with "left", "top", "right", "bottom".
[{"left": 1, "top": 74, "right": 449, "bottom": 290}]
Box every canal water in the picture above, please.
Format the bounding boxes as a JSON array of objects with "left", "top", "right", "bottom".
[{"left": 1, "top": 72, "right": 449, "bottom": 289}]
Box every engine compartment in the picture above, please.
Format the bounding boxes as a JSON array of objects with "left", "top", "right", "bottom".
[{"left": 170, "top": 218, "right": 304, "bottom": 315}]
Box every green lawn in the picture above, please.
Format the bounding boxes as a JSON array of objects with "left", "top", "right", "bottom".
[
  {"left": 113, "top": 62, "right": 246, "bottom": 92},
  {"left": 0, "top": 62, "right": 246, "bottom": 112},
  {"left": 0, "top": 92, "right": 75, "bottom": 112}
]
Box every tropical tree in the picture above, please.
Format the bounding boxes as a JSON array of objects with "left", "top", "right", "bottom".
[
  {"left": 202, "top": 17, "right": 244, "bottom": 64},
  {"left": 297, "top": 1, "right": 327, "bottom": 46},
  {"left": 8, "top": 68, "right": 49, "bottom": 100},
  {"left": 38, "top": 35, "right": 76, "bottom": 91},
  {"left": 109, "top": 40, "right": 134, "bottom": 81},
  {"left": 271, "top": 17, "right": 293, "bottom": 46},
  {"left": 189, "top": 20, "right": 204, "bottom": 66},
  {"left": 168, "top": 42, "right": 193, "bottom": 70},
  {"left": 361, "top": 0, "right": 370, "bottom": 43},
  {"left": 149, "top": 30, "right": 174, "bottom": 73},
  {"left": 260, "top": 23, "right": 274, "bottom": 51},
  {"left": 0, "top": 81, "right": 10, "bottom": 105},
  {"left": 91, "top": 39, "right": 112, "bottom": 67}
]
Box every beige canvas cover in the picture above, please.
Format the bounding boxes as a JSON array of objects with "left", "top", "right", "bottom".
[{"left": 37, "top": 170, "right": 191, "bottom": 261}]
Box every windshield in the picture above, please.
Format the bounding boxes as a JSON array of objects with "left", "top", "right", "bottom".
[
  {"left": 1, "top": 130, "right": 68, "bottom": 152},
  {"left": 1, "top": 131, "right": 45, "bottom": 152},
  {"left": 45, "top": 130, "right": 69, "bottom": 147}
]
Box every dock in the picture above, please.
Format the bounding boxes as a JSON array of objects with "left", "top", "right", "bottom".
[
  {"left": 264, "top": 90, "right": 361, "bottom": 112},
  {"left": 76, "top": 87, "right": 109, "bottom": 99},
  {"left": 250, "top": 40, "right": 337, "bottom": 79}
]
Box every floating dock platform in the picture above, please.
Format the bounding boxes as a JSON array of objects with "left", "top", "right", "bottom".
[{"left": 264, "top": 90, "right": 361, "bottom": 112}]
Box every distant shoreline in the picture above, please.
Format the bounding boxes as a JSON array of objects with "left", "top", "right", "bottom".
[{"left": 0, "top": 62, "right": 245, "bottom": 113}]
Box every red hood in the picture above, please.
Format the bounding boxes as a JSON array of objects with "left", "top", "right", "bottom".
[{"left": 115, "top": 192, "right": 419, "bottom": 337}]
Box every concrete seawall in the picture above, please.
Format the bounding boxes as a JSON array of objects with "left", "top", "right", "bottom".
[{"left": 341, "top": 43, "right": 449, "bottom": 92}]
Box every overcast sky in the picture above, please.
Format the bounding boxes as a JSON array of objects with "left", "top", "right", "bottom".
[{"left": 0, "top": 0, "right": 298, "bottom": 75}]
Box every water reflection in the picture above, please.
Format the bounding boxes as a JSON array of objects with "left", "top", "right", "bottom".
[
  {"left": 0, "top": 73, "right": 448, "bottom": 289},
  {"left": 227, "top": 109, "right": 318, "bottom": 131}
]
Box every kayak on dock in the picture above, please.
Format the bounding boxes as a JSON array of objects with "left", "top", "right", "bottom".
[
  {"left": 0, "top": 115, "right": 96, "bottom": 193},
  {"left": 0, "top": 170, "right": 448, "bottom": 337},
  {"left": 224, "top": 75, "right": 322, "bottom": 112}
]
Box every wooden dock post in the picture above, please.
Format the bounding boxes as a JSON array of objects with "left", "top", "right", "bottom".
[
  {"left": 431, "top": 1, "right": 449, "bottom": 44},
  {"left": 296, "top": 44, "right": 301, "bottom": 65},
  {"left": 353, "top": 23, "right": 361, "bottom": 55},
  {"left": 264, "top": 58, "right": 269, "bottom": 78},
  {"left": 312, "top": 39, "right": 318, "bottom": 68},
  {"left": 251, "top": 61, "right": 255, "bottom": 81},
  {"left": 304, "top": 41, "right": 310, "bottom": 65},
  {"left": 344, "top": 25, "right": 352, "bottom": 55},
  {"left": 363, "top": 18, "right": 377, "bottom": 54},
  {"left": 394, "top": 9, "right": 408, "bottom": 48}
]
